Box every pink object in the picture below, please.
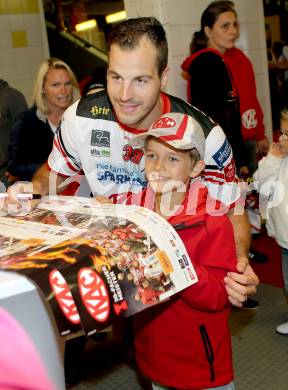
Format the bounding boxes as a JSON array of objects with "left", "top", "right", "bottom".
[{"left": 0, "top": 308, "right": 55, "bottom": 390}]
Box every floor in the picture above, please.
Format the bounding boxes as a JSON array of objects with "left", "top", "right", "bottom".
[{"left": 70, "top": 283, "right": 288, "bottom": 390}]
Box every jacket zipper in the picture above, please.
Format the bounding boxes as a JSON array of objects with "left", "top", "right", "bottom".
[{"left": 199, "top": 324, "right": 215, "bottom": 382}]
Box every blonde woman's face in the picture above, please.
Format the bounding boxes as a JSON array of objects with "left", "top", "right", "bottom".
[{"left": 43, "top": 68, "right": 73, "bottom": 112}]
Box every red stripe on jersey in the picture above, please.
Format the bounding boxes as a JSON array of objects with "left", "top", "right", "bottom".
[
  {"left": 204, "top": 171, "right": 225, "bottom": 180},
  {"left": 160, "top": 92, "right": 171, "bottom": 114},
  {"left": 53, "top": 135, "right": 79, "bottom": 173}
]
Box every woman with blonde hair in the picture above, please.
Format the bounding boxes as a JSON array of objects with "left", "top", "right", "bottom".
[{"left": 6, "top": 57, "right": 80, "bottom": 182}]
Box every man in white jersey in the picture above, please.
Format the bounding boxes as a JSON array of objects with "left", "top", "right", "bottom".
[{"left": 7, "top": 17, "right": 258, "bottom": 306}]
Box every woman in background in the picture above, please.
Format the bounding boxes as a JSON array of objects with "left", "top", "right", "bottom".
[
  {"left": 181, "top": 1, "right": 248, "bottom": 175},
  {"left": 181, "top": 0, "right": 268, "bottom": 175},
  {"left": 182, "top": 1, "right": 269, "bottom": 306},
  {"left": 6, "top": 57, "right": 80, "bottom": 183}
]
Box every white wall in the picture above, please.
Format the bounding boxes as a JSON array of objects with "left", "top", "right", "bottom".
[
  {"left": 124, "top": 0, "right": 273, "bottom": 141},
  {"left": 0, "top": 0, "right": 49, "bottom": 105}
]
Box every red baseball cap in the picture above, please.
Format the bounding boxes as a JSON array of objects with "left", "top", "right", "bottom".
[{"left": 130, "top": 112, "right": 205, "bottom": 159}]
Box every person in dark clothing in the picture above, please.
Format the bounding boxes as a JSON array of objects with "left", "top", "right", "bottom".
[
  {"left": 182, "top": 1, "right": 269, "bottom": 175},
  {"left": 6, "top": 58, "right": 79, "bottom": 183},
  {"left": 182, "top": 47, "right": 247, "bottom": 173},
  {"left": 79, "top": 66, "right": 107, "bottom": 96},
  {"left": 7, "top": 106, "right": 55, "bottom": 181},
  {"left": 0, "top": 80, "right": 27, "bottom": 183},
  {"left": 182, "top": 1, "right": 268, "bottom": 307},
  {"left": 181, "top": 1, "right": 248, "bottom": 176}
]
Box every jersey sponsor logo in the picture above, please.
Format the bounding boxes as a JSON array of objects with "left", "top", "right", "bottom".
[
  {"left": 123, "top": 144, "right": 144, "bottom": 165},
  {"left": 242, "top": 109, "right": 257, "bottom": 129},
  {"left": 212, "top": 138, "right": 232, "bottom": 168},
  {"left": 96, "top": 162, "right": 146, "bottom": 187},
  {"left": 224, "top": 158, "right": 236, "bottom": 183},
  {"left": 152, "top": 116, "right": 176, "bottom": 128},
  {"left": 91, "top": 130, "right": 110, "bottom": 147},
  {"left": 91, "top": 149, "right": 111, "bottom": 157},
  {"left": 90, "top": 106, "right": 110, "bottom": 116}
]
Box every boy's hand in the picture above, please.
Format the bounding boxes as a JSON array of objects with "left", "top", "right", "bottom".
[
  {"left": 94, "top": 195, "right": 113, "bottom": 204},
  {"left": 269, "top": 141, "right": 288, "bottom": 158},
  {"left": 278, "top": 137, "right": 288, "bottom": 156}
]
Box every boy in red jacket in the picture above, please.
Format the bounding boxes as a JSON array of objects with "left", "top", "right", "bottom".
[{"left": 129, "top": 112, "right": 237, "bottom": 390}]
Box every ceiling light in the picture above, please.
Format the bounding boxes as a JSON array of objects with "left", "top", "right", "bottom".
[
  {"left": 105, "top": 11, "right": 126, "bottom": 24},
  {"left": 75, "top": 19, "right": 97, "bottom": 32}
]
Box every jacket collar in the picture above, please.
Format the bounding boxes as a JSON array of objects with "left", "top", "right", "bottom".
[{"left": 139, "top": 178, "right": 217, "bottom": 227}]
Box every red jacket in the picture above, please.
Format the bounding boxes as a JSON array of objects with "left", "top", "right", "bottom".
[
  {"left": 133, "top": 182, "right": 237, "bottom": 389},
  {"left": 182, "top": 47, "right": 265, "bottom": 142},
  {"left": 224, "top": 47, "right": 265, "bottom": 142}
]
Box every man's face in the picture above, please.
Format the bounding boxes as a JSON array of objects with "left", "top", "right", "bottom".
[{"left": 107, "top": 37, "right": 168, "bottom": 130}]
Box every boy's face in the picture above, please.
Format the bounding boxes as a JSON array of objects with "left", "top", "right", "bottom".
[
  {"left": 145, "top": 137, "right": 202, "bottom": 195},
  {"left": 107, "top": 37, "right": 168, "bottom": 130}
]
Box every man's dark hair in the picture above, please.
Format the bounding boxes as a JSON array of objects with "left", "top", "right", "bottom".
[{"left": 107, "top": 17, "right": 168, "bottom": 76}]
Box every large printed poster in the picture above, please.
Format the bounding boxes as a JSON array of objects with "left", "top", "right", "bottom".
[{"left": 0, "top": 196, "right": 198, "bottom": 336}]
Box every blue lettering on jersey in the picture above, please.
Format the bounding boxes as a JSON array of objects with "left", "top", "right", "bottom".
[
  {"left": 212, "top": 138, "right": 232, "bottom": 168},
  {"left": 96, "top": 164, "right": 146, "bottom": 188}
]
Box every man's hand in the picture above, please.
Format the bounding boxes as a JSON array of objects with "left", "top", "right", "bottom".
[
  {"left": 2, "top": 163, "right": 59, "bottom": 216},
  {"left": 4, "top": 171, "right": 18, "bottom": 185},
  {"left": 239, "top": 165, "right": 249, "bottom": 178},
  {"left": 4, "top": 181, "right": 40, "bottom": 216},
  {"left": 224, "top": 260, "right": 259, "bottom": 307},
  {"left": 227, "top": 212, "right": 259, "bottom": 306}
]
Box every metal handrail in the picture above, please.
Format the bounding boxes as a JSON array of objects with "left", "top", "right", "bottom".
[{"left": 46, "top": 21, "right": 108, "bottom": 63}]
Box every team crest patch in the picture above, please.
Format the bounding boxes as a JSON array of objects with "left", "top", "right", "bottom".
[
  {"left": 224, "top": 159, "right": 236, "bottom": 182},
  {"left": 242, "top": 109, "right": 257, "bottom": 129},
  {"left": 212, "top": 138, "right": 231, "bottom": 168},
  {"left": 152, "top": 117, "right": 176, "bottom": 128},
  {"left": 91, "top": 130, "right": 110, "bottom": 147}
]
